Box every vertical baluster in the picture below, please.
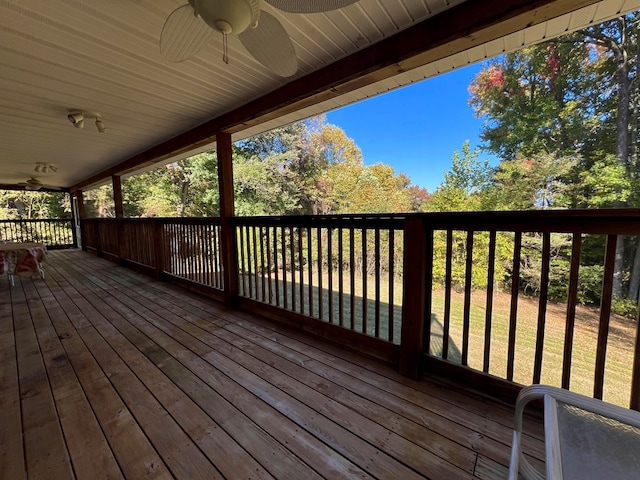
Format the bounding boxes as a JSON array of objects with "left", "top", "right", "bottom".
[
  {"left": 298, "top": 225, "right": 305, "bottom": 315},
  {"left": 562, "top": 234, "right": 582, "bottom": 389},
  {"left": 266, "top": 226, "right": 273, "bottom": 304},
  {"left": 443, "top": 230, "right": 453, "bottom": 359},
  {"left": 246, "top": 226, "right": 253, "bottom": 298},
  {"left": 594, "top": 234, "right": 618, "bottom": 400},
  {"left": 362, "top": 228, "right": 368, "bottom": 335},
  {"left": 461, "top": 230, "right": 474, "bottom": 366},
  {"left": 251, "top": 225, "right": 259, "bottom": 300},
  {"left": 388, "top": 228, "right": 395, "bottom": 343},
  {"left": 197, "top": 224, "right": 203, "bottom": 284},
  {"left": 350, "top": 227, "right": 356, "bottom": 330},
  {"left": 209, "top": 224, "right": 215, "bottom": 288},
  {"left": 188, "top": 223, "right": 194, "bottom": 279},
  {"left": 282, "top": 225, "right": 288, "bottom": 309},
  {"left": 374, "top": 227, "right": 381, "bottom": 338},
  {"left": 238, "top": 225, "right": 246, "bottom": 295},
  {"left": 176, "top": 223, "right": 182, "bottom": 277},
  {"left": 507, "top": 231, "right": 522, "bottom": 382},
  {"left": 218, "top": 224, "right": 224, "bottom": 288},
  {"left": 483, "top": 231, "right": 497, "bottom": 373},
  {"left": 328, "top": 227, "right": 333, "bottom": 323},
  {"left": 338, "top": 227, "right": 344, "bottom": 327},
  {"left": 533, "top": 232, "right": 551, "bottom": 384},
  {"left": 273, "top": 226, "right": 280, "bottom": 306},
  {"left": 630, "top": 301, "right": 640, "bottom": 410},
  {"left": 317, "top": 226, "right": 323, "bottom": 320},
  {"left": 290, "top": 226, "right": 296, "bottom": 312},
  {"left": 307, "top": 226, "right": 314, "bottom": 317},
  {"left": 260, "top": 226, "right": 266, "bottom": 302}
]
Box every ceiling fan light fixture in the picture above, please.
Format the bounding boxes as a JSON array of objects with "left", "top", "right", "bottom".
[
  {"left": 35, "top": 162, "right": 57, "bottom": 173},
  {"left": 192, "top": 0, "right": 260, "bottom": 35}
]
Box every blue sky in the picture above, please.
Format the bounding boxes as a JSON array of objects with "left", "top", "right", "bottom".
[{"left": 325, "top": 63, "right": 497, "bottom": 193}]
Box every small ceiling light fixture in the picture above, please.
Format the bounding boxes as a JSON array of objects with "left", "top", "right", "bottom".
[
  {"left": 95, "top": 116, "right": 107, "bottom": 133},
  {"left": 35, "top": 162, "right": 57, "bottom": 174},
  {"left": 67, "top": 111, "right": 84, "bottom": 129}
]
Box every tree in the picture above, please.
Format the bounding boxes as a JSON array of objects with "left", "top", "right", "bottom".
[
  {"left": 0, "top": 191, "right": 68, "bottom": 219},
  {"left": 469, "top": 43, "right": 596, "bottom": 160},
  {"left": 491, "top": 153, "right": 577, "bottom": 210},
  {"left": 469, "top": 14, "right": 640, "bottom": 299},
  {"left": 427, "top": 141, "right": 494, "bottom": 212}
]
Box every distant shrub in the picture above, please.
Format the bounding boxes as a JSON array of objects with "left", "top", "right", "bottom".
[{"left": 611, "top": 297, "right": 638, "bottom": 319}]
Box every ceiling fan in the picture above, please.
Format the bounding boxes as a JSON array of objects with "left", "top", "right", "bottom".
[
  {"left": 160, "top": 0, "right": 361, "bottom": 77},
  {"left": 19, "top": 177, "right": 61, "bottom": 191}
]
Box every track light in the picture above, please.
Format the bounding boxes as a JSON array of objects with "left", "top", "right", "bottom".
[
  {"left": 68, "top": 111, "right": 84, "bottom": 128},
  {"left": 67, "top": 110, "right": 107, "bottom": 133},
  {"left": 95, "top": 116, "right": 107, "bottom": 133}
]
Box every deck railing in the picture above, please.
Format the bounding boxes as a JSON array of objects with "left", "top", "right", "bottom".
[
  {"left": 0, "top": 218, "right": 75, "bottom": 248},
  {"left": 82, "top": 217, "right": 224, "bottom": 291},
  {"left": 79, "top": 210, "right": 640, "bottom": 408},
  {"left": 232, "top": 216, "right": 404, "bottom": 348}
]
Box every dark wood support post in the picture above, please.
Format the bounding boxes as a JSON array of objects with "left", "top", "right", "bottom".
[
  {"left": 399, "top": 217, "right": 431, "bottom": 379},
  {"left": 112, "top": 175, "right": 125, "bottom": 263},
  {"left": 76, "top": 190, "right": 87, "bottom": 250},
  {"left": 69, "top": 191, "right": 79, "bottom": 248},
  {"left": 217, "top": 132, "right": 238, "bottom": 306},
  {"left": 112, "top": 175, "right": 124, "bottom": 219}
]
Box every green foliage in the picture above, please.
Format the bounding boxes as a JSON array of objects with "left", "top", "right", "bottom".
[
  {"left": 115, "top": 116, "right": 428, "bottom": 219},
  {"left": 469, "top": 42, "right": 598, "bottom": 159},
  {"left": 577, "top": 154, "right": 632, "bottom": 207},
  {"left": 443, "top": 141, "right": 493, "bottom": 195},
  {"left": 577, "top": 265, "right": 606, "bottom": 305},
  {"left": 82, "top": 185, "right": 115, "bottom": 218},
  {"left": 233, "top": 153, "right": 300, "bottom": 215},
  {"left": 611, "top": 297, "right": 638, "bottom": 318},
  {"left": 0, "top": 191, "right": 69, "bottom": 219},
  {"left": 431, "top": 230, "right": 511, "bottom": 290},
  {"left": 426, "top": 141, "right": 494, "bottom": 212},
  {"left": 491, "top": 153, "right": 577, "bottom": 210}
]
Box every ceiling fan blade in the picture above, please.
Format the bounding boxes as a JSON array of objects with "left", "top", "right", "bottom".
[
  {"left": 264, "top": 0, "right": 360, "bottom": 14},
  {"left": 238, "top": 12, "right": 297, "bottom": 77},
  {"left": 160, "top": 4, "right": 214, "bottom": 62}
]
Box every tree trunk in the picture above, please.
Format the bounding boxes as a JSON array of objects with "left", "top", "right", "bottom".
[
  {"left": 610, "top": 19, "right": 631, "bottom": 297},
  {"left": 628, "top": 240, "right": 640, "bottom": 302}
]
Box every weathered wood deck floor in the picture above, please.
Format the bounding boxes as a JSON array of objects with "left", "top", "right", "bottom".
[{"left": 1, "top": 250, "right": 544, "bottom": 479}]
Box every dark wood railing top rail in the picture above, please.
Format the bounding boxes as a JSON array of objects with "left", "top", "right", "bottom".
[
  {"left": 81, "top": 208, "right": 640, "bottom": 233},
  {"left": 230, "top": 215, "right": 405, "bottom": 229},
  {"left": 83, "top": 217, "right": 222, "bottom": 225},
  {"left": 412, "top": 208, "right": 640, "bottom": 234},
  {"left": 0, "top": 218, "right": 73, "bottom": 223}
]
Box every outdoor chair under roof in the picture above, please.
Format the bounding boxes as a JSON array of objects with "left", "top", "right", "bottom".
[{"left": 509, "top": 384, "right": 640, "bottom": 479}]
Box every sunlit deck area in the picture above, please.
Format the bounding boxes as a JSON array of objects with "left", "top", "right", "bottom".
[{"left": 1, "top": 250, "right": 544, "bottom": 479}]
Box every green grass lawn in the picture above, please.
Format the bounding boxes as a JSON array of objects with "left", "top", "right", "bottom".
[
  {"left": 429, "top": 288, "right": 636, "bottom": 407},
  {"left": 239, "top": 268, "right": 637, "bottom": 408}
]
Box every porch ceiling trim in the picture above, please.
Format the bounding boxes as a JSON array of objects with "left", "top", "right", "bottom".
[{"left": 70, "top": 0, "right": 600, "bottom": 193}]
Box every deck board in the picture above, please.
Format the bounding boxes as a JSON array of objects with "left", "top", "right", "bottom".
[{"left": 0, "top": 250, "right": 544, "bottom": 480}]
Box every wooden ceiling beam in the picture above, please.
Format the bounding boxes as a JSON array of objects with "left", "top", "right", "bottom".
[{"left": 71, "top": 0, "right": 600, "bottom": 192}]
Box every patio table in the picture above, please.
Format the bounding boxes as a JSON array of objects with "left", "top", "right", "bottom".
[{"left": 0, "top": 242, "right": 46, "bottom": 286}]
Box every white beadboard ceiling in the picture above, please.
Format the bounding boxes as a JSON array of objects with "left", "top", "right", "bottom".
[{"left": 1, "top": 0, "right": 639, "bottom": 190}]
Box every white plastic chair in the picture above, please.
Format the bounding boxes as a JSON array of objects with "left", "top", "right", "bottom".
[{"left": 509, "top": 384, "right": 640, "bottom": 480}]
